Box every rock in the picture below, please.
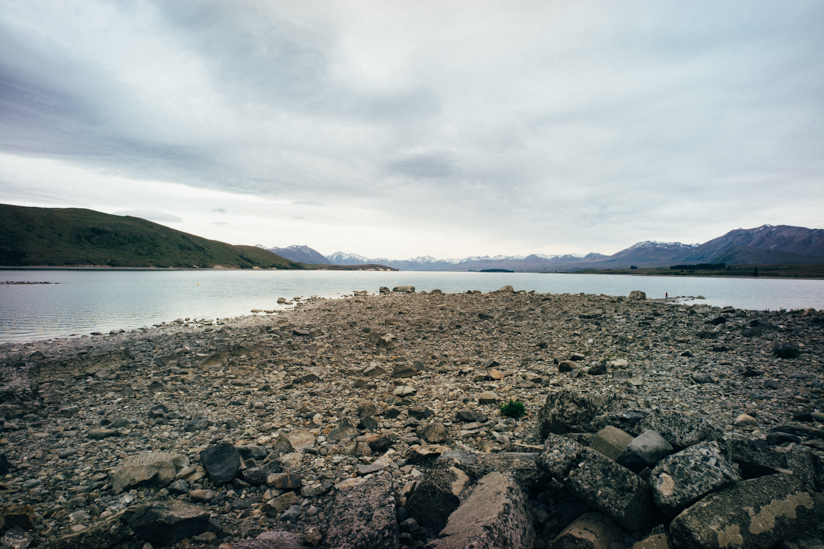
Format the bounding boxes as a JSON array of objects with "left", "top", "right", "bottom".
[
  {"left": 393, "top": 286, "right": 415, "bottom": 293},
  {"left": 734, "top": 413, "right": 757, "bottom": 427},
  {"left": 267, "top": 473, "right": 302, "bottom": 491},
  {"left": 262, "top": 492, "right": 299, "bottom": 516},
  {"left": 302, "top": 526, "right": 323, "bottom": 546},
  {"left": 1, "top": 527, "right": 33, "bottom": 549},
  {"left": 537, "top": 433, "right": 655, "bottom": 531},
  {"left": 235, "top": 531, "right": 303, "bottom": 549},
  {"left": 616, "top": 430, "right": 674, "bottom": 473},
  {"left": 112, "top": 452, "right": 184, "bottom": 494},
  {"left": 445, "top": 452, "right": 549, "bottom": 489},
  {"left": 498, "top": 285, "right": 515, "bottom": 293},
  {"left": 407, "top": 461, "right": 470, "bottom": 533},
  {"left": 200, "top": 442, "right": 241, "bottom": 484},
  {"left": 632, "top": 533, "right": 671, "bottom": 549},
  {"left": 669, "top": 474, "right": 817, "bottom": 549},
  {"left": 285, "top": 429, "right": 315, "bottom": 451},
  {"left": 551, "top": 512, "right": 619, "bottom": 549},
  {"left": 44, "top": 515, "right": 130, "bottom": 549},
  {"left": 538, "top": 389, "right": 619, "bottom": 438},
  {"left": 593, "top": 409, "right": 718, "bottom": 448},
  {"left": 2, "top": 505, "right": 37, "bottom": 531},
  {"left": 189, "top": 489, "right": 215, "bottom": 502},
  {"left": 327, "top": 421, "right": 359, "bottom": 443},
  {"left": 280, "top": 505, "right": 302, "bottom": 522},
  {"left": 391, "top": 363, "right": 421, "bottom": 378},
  {"left": 477, "top": 391, "right": 499, "bottom": 405},
  {"left": 726, "top": 437, "right": 816, "bottom": 490},
  {"left": 558, "top": 361, "right": 577, "bottom": 373},
  {"left": 428, "top": 472, "right": 535, "bottom": 549},
  {"left": 87, "top": 428, "right": 119, "bottom": 440},
  {"left": 325, "top": 476, "right": 399, "bottom": 549},
  {"left": 127, "top": 501, "right": 211, "bottom": 546},
  {"left": 650, "top": 441, "right": 741, "bottom": 517},
  {"left": 628, "top": 291, "right": 646, "bottom": 300},
  {"left": 418, "top": 422, "right": 450, "bottom": 444},
  {"left": 589, "top": 426, "right": 633, "bottom": 461}
]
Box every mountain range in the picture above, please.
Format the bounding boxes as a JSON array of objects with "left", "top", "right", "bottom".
[{"left": 263, "top": 225, "right": 824, "bottom": 271}]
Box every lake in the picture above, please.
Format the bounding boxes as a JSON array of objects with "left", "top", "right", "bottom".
[{"left": 2, "top": 269, "right": 823, "bottom": 344}]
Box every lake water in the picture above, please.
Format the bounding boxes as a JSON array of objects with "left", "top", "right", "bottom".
[{"left": 2, "top": 269, "right": 823, "bottom": 344}]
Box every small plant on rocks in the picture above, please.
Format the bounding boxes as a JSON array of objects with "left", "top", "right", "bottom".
[
  {"left": 499, "top": 399, "right": 526, "bottom": 419},
  {"left": 773, "top": 342, "right": 801, "bottom": 359}
]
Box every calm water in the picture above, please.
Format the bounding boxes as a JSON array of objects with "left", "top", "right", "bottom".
[{"left": 2, "top": 269, "right": 823, "bottom": 344}]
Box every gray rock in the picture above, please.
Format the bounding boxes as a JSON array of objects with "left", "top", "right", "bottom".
[
  {"left": 551, "top": 512, "right": 620, "bottom": 549},
  {"left": 616, "top": 430, "right": 674, "bottom": 473},
  {"left": 428, "top": 472, "right": 535, "bottom": 549},
  {"left": 725, "top": 437, "right": 816, "bottom": 491},
  {"left": 445, "top": 452, "right": 549, "bottom": 489},
  {"left": 200, "top": 442, "right": 241, "bottom": 484},
  {"left": 538, "top": 389, "right": 619, "bottom": 438},
  {"left": 42, "top": 515, "right": 130, "bottom": 549},
  {"left": 589, "top": 426, "right": 633, "bottom": 461},
  {"left": 280, "top": 505, "right": 302, "bottom": 522},
  {"left": 407, "top": 461, "right": 470, "bottom": 533},
  {"left": 650, "top": 441, "right": 741, "bottom": 517},
  {"left": 112, "top": 452, "right": 185, "bottom": 494},
  {"left": 127, "top": 501, "right": 211, "bottom": 546},
  {"left": 327, "top": 421, "right": 359, "bottom": 443},
  {"left": 417, "top": 422, "right": 450, "bottom": 444},
  {"left": 669, "top": 474, "right": 817, "bottom": 549},
  {"left": 393, "top": 286, "right": 415, "bottom": 293},
  {"left": 593, "top": 409, "right": 718, "bottom": 448},
  {"left": 537, "top": 433, "right": 654, "bottom": 531},
  {"left": 325, "top": 475, "right": 399, "bottom": 549},
  {"left": 628, "top": 291, "right": 646, "bottom": 300}
]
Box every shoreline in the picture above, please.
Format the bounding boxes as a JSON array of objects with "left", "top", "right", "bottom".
[{"left": 0, "top": 289, "right": 822, "bottom": 546}]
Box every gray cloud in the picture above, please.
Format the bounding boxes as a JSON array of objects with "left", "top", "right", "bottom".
[
  {"left": 0, "top": 1, "right": 822, "bottom": 256},
  {"left": 212, "top": 208, "right": 226, "bottom": 213}
]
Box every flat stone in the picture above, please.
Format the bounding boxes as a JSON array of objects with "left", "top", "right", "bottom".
[
  {"left": 669, "top": 474, "right": 817, "bottom": 549},
  {"left": 477, "top": 391, "right": 500, "bottom": 405},
  {"left": 262, "top": 491, "right": 299, "bottom": 516},
  {"left": 87, "top": 428, "right": 119, "bottom": 440},
  {"left": 418, "top": 422, "right": 450, "bottom": 444},
  {"left": 112, "top": 452, "right": 184, "bottom": 494},
  {"left": 428, "top": 472, "right": 535, "bottom": 549},
  {"left": 726, "top": 437, "right": 816, "bottom": 491},
  {"left": 285, "top": 429, "right": 316, "bottom": 451}
]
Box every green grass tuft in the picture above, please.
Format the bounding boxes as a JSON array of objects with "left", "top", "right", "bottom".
[{"left": 499, "top": 399, "right": 526, "bottom": 419}]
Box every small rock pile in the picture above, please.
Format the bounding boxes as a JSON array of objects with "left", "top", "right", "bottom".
[{"left": 0, "top": 287, "right": 821, "bottom": 548}]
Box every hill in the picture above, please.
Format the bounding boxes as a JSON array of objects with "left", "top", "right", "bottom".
[{"left": 0, "top": 204, "right": 302, "bottom": 269}]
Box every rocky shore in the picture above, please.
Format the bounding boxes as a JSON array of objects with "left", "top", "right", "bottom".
[{"left": 0, "top": 286, "right": 822, "bottom": 549}]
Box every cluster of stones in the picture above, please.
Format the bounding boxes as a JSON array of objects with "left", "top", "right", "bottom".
[{"left": 0, "top": 285, "right": 821, "bottom": 548}]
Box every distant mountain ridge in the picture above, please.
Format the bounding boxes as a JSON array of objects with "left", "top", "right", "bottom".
[
  {"left": 258, "top": 245, "right": 329, "bottom": 265},
  {"left": 272, "top": 224, "right": 824, "bottom": 271}
]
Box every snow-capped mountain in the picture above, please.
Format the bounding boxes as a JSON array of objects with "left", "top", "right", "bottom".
[{"left": 257, "top": 245, "right": 329, "bottom": 264}]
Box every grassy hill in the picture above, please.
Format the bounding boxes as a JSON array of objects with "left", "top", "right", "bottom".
[{"left": 0, "top": 204, "right": 304, "bottom": 269}]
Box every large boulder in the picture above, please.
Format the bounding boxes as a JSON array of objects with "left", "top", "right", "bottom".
[
  {"left": 538, "top": 389, "right": 619, "bottom": 438},
  {"left": 127, "top": 502, "right": 211, "bottom": 546},
  {"left": 650, "top": 441, "right": 741, "bottom": 517},
  {"left": 428, "top": 472, "right": 534, "bottom": 549},
  {"left": 589, "top": 426, "right": 633, "bottom": 461},
  {"left": 407, "top": 461, "right": 470, "bottom": 534},
  {"left": 325, "top": 475, "right": 399, "bottom": 549},
  {"left": 537, "top": 434, "right": 655, "bottom": 531},
  {"left": 669, "top": 474, "right": 818, "bottom": 549},
  {"left": 112, "top": 452, "right": 187, "bottom": 494},
  {"left": 439, "top": 451, "right": 549, "bottom": 489}
]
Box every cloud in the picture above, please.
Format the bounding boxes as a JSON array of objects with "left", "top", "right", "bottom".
[
  {"left": 114, "top": 209, "right": 182, "bottom": 222},
  {"left": 0, "top": 1, "right": 823, "bottom": 257}
]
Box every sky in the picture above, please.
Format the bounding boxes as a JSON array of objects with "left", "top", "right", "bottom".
[{"left": 1, "top": 1, "right": 823, "bottom": 259}]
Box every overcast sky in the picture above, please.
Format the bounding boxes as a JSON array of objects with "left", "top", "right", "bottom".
[{"left": 1, "top": 1, "right": 822, "bottom": 259}]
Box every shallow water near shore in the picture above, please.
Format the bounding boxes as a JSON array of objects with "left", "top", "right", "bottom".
[{"left": 2, "top": 269, "right": 824, "bottom": 343}]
